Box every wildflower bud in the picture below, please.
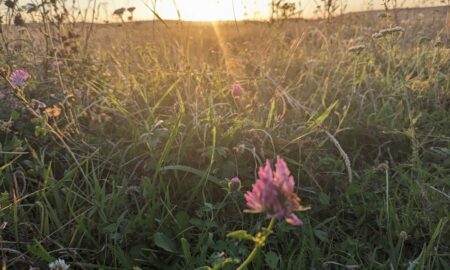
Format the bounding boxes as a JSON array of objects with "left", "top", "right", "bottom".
[
  {"left": 228, "top": 177, "right": 241, "bottom": 192},
  {"left": 231, "top": 82, "right": 244, "bottom": 97},
  {"left": 233, "top": 144, "right": 245, "bottom": 154},
  {"left": 376, "top": 162, "right": 389, "bottom": 173},
  {"left": 399, "top": 231, "right": 408, "bottom": 240}
]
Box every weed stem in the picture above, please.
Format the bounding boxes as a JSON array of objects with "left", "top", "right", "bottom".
[{"left": 237, "top": 218, "right": 276, "bottom": 270}]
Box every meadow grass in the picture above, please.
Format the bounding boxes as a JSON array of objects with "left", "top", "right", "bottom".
[{"left": 0, "top": 6, "right": 449, "bottom": 269}]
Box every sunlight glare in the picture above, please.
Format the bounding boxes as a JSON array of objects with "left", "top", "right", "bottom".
[
  {"left": 101, "top": 0, "right": 440, "bottom": 22},
  {"left": 155, "top": 0, "right": 251, "bottom": 21}
]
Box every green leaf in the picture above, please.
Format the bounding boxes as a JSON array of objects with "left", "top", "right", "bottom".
[
  {"left": 141, "top": 1, "right": 168, "bottom": 27},
  {"left": 26, "top": 240, "right": 54, "bottom": 262},
  {"left": 346, "top": 182, "right": 361, "bottom": 196},
  {"left": 313, "top": 229, "right": 329, "bottom": 242},
  {"left": 110, "top": 245, "right": 134, "bottom": 268},
  {"left": 10, "top": 110, "right": 20, "bottom": 121},
  {"left": 318, "top": 192, "right": 330, "bottom": 206},
  {"left": 265, "top": 251, "right": 280, "bottom": 269},
  {"left": 309, "top": 100, "right": 338, "bottom": 128},
  {"left": 417, "top": 218, "right": 447, "bottom": 269},
  {"left": 160, "top": 165, "right": 224, "bottom": 187},
  {"left": 181, "top": 238, "right": 192, "bottom": 265},
  {"left": 265, "top": 98, "right": 276, "bottom": 128},
  {"left": 175, "top": 211, "right": 190, "bottom": 230},
  {"left": 226, "top": 230, "right": 255, "bottom": 241},
  {"left": 154, "top": 232, "right": 179, "bottom": 253}
]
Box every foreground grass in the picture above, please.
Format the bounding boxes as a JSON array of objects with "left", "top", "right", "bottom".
[{"left": 0, "top": 10, "right": 449, "bottom": 269}]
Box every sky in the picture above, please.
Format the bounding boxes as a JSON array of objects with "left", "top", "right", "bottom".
[{"left": 81, "top": 0, "right": 443, "bottom": 21}]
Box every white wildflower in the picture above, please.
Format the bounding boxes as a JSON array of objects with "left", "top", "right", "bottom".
[
  {"left": 389, "top": 26, "right": 405, "bottom": 33},
  {"left": 372, "top": 26, "right": 405, "bottom": 39},
  {"left": 379, "top": 26, "right": 405, "bottom": 36},
  {"left": 48, "top": 259, "right": 70, "bottom": 270},
  {"left": 348, "top": 44, "right": 366, "bottom": 54},
  {"left": 372, "top": 32, "right": 383, "bottom": 39}
]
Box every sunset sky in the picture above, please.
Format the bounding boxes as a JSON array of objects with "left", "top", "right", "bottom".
[{"left": 83, "top": 0, "right": 442, "bottom": 21}]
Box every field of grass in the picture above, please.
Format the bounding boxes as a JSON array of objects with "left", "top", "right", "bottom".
[{"left": 0, "top": 4, "right": 449, "bottom": 269}]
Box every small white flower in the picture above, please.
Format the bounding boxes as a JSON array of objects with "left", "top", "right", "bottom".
[
  {"left": 379, "top": 26, "right": 405, "bottom": 36},
  {"left": 389, "top": 26, "right": 405, "bottom": 33},
  {"left": 48, "top": 259, "right": 70, "bottom": 270},
  {"left": 371, "top": 26, "right": 405, "bottom": 40},
  {"left": 348, "top": 44, "right": 366, "bottom": 54},
  {"left": 372, "top": 32, "right": 383, "bottom": 39}
]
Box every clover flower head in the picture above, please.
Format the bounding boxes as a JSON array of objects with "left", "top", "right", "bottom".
[
  {"left": 245, "top": 156, "right": 304, "bottom": 226},
  {"left": 376, "top": 162, "right": 389, "bottom": 173},
  {"left": 231, "top": 81, "right": 244, "bottom": 97},
  {"left": 10, "top": 69, "right": 31, "bottom": 88},
  {"left": 48, "top": 258, "right": 70, "bottom": 270},
  {"left": 228, "top": 177, "right": 242, "bottom": 192}
]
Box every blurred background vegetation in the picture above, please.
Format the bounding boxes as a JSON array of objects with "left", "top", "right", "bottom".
[{"left": 0, "top": 0, "right": 449, "bottom": 269}]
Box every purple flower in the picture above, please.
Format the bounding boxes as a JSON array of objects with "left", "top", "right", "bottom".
[
  {"left": 231, "top": 82, "right": 244, "bottom": 97},
  {"left": 229, "top": 177, "right": 242, "bottom": 192},
  {"left": 10, "top": 70, "right": 31, "bottom": 88},
  {"left": 245, "top": 156, "right": 303, "bottom": 226}
]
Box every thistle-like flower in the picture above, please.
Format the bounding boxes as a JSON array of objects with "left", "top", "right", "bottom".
[
  {"left": 231, "top": 81, "right": 244, "bottom": 97},
  {"left": 48, "top": 258, "right": 70, "bottom": 270},
  {"left": 10, "top": 69, "right": 30, "bottom": 88},
  {"left": 245, "top": 157, "right": 304, "bottom": 226}
]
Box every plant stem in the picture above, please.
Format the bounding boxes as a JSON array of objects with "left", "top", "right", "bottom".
[
  {"left": 385, "top": 168, "right": 389, "bottom": 224},
  {"left": 237, "top": 218, "right": 276, "bottom": 270}
]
